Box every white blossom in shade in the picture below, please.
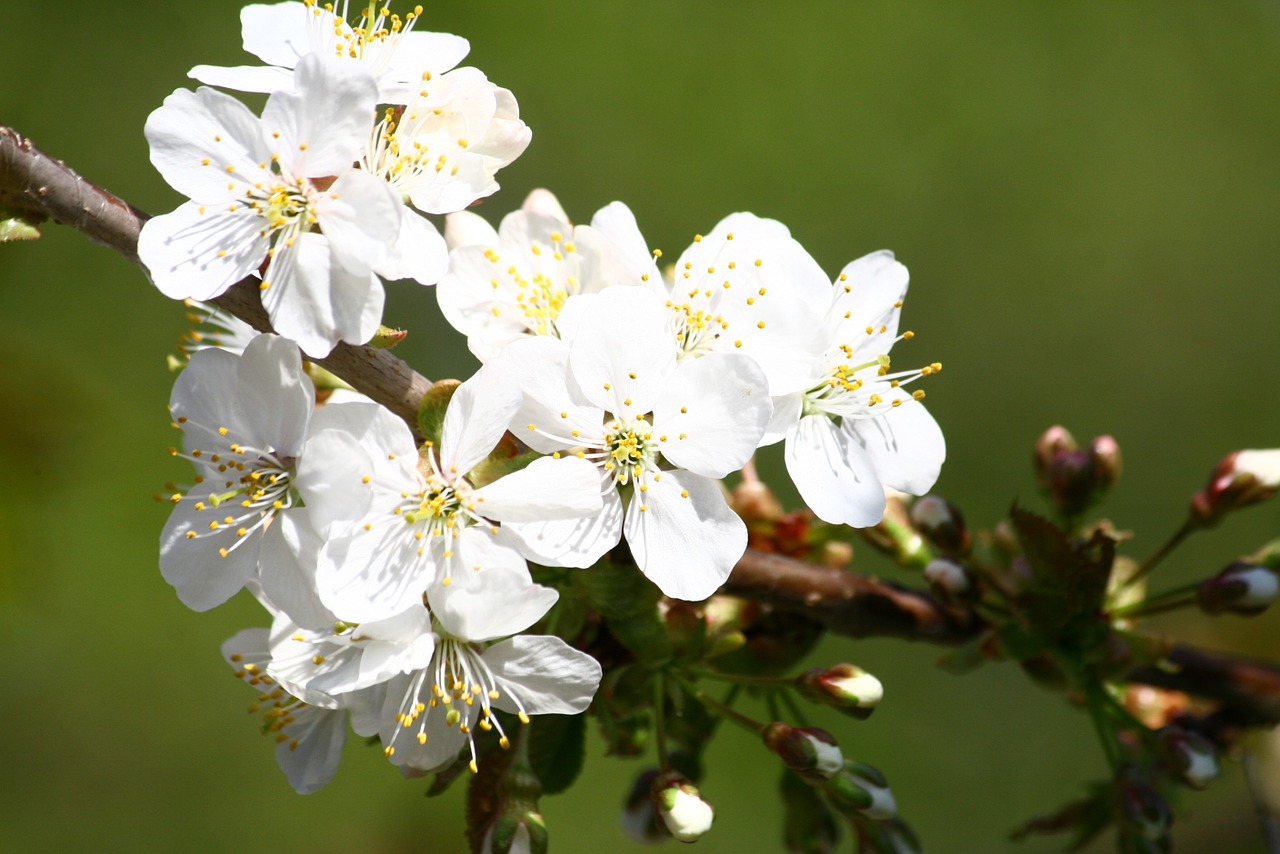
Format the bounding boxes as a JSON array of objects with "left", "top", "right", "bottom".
[
  {"left": 139, "top": 53, "right": 401, "bottom": 357},
  {"left": 658, "top": 212, "right": 831, "bottom": 442},
  {"left": 499, "top": 287, "right": 772, "bottom": 601},
  {"left": 654, "top": 779, "right": 716, "bottom": 843},
  {"left": 161, "top": 333, "right": 321, "bottom": 612},
  {"left": 784, "top": 251, "right": 945, "bottom": 528},
  {"left": 437, "top": 189, "right": 662, "bottom": 362},
  {"left": 378, "top": 574, "right": 602, "bottom": 774},
  {"left": 189, "top": 1, "right": 470, "bottom": 104},
  {"left": 222, "top": 626, "right": 352, "bottom": 794},
  {"left": 314, "top": 362, "right": 603, "bottom": 624}
]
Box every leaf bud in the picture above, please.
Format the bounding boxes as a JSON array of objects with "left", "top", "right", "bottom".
[
  {"left": 1196, "top": 561, "right": 1279, "bottom": 616},
  {"left": 1156, "top": 727, "right": 1219, "bottom": 790},
  {"left": 795, "top": 664, "right": 884, "bottom": 720},
  {"left": 909, "top": 495, "right": 971, "bottom": 555},
  {"left": 652, "top": 772, "right": 715, "bottom": 843},
  {"left": 824, "top": 762, "right": 897, "bottom": 821},
  {"left": 762, "top": 723, "right": 845, "bottom": 781},
  {"left": 1190, "top": 449, "right": 1280, "bottom": 527},
  {"left": 923, "top": 558, "right": 972, "bottom": 599}
]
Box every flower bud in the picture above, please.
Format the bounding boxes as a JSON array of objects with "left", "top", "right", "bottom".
[
  {"left": 652, "top": 773, "right": 715, "bottom": 843},
  {"left": 817, "top": 539, "right": 854, "bottom": 569},
  {"left": 825, "top": 762, "right": 897, "bottom": 820},
  {"left": 1033, "top": 426, "right": 1122, "bottom": 517},
  {"left": 795, "top": 664, "right": 884, "bottom": 720},
  {"left": 1156, "top": 727, "right": 1219, "bottom": 790},
  {"left": 909, "top": 495, "right": 971, "bottom": 555},
  {"left": 923, "top": 558, "right": 971, "bottom": 598},
  {"left": 1190, "top": 449, "right": 1280, "bottom": 527},
  {"left": 1197, "top": 562, "right": 1279, "bottom": 616},
  {"left": 762, "top": 723, "right": 845, "bottom": 781}
]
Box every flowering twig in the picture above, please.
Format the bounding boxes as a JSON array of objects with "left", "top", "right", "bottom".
[{"left": 7, "top": 124, "right": 1280, "bottom": 724}]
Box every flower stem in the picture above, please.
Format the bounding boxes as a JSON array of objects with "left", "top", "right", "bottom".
[{"left": 1123, "top": 517, "right": 1196, "bottom": 591}]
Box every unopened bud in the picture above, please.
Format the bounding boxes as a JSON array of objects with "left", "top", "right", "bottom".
[
  {"left": 1191, "top": 449, "right": 1280, "bottom": 527},
  {"left": 825, "top": 762, "right": 897, "bottom": 820},
  {"left": 762, "top": 723, "right": 845, "bottom": 781},
  {"left": 795, "top": 664, "right": 883, "bottom": 719},
  {"left": 1033, "top": 426, "right": 1122, "bottom": 517},
  {"left": 732, "top": 478, "right": 785, "bottom": 523},
  {"left": 909, "top": 495, "right": 971, "bottom": 555},
  {"left": 1157, "top": 727, "right": 1219, "bottom": 790},
  {"left": 652, "top": 773, "right": 715, "bottom": 843},
  {"left": 923, "top": 558, "right": 971, "bottom": 598},
  {"left": 1197, "top": 562, "right": 1279, "bottom": 615},
  {"left": 817, "top": 539, "right": 854, "bottom": 568}
]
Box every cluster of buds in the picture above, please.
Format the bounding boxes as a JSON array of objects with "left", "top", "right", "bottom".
[{"left": 1033, "top": 426, "right": 1123, "bottom": 519}]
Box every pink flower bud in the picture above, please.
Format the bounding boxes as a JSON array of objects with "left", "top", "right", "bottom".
[
  {"left": 923, "top": 558, "right": 971, "bottom": 597},
  {"left": 1033, "top": 426, "right": 1123, "bottom": 517},
  {"left": 1191, "top": 449, "right": 1280, "bottom": 527}
]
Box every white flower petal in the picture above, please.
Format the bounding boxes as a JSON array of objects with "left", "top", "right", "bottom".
[
  {"left": 786, "top": 414, "right": 886, "bottom": 527},
  {"left": 485, "top": 635, "right": 603, "bottom": 715},
  {"left": 830, "top": 250, "right": 909, "bottom": 360},
  {"left": 315, "top": 171, "right": 402, "bottom": 275},
  {"left": 187, "top": 63, "right": 297, "bottom": 96},
  {"left": 234, "top": 332, "right": 314, "bottom": 456},
  {"left": 653, "top": 353, "right": 771, "bottom": 478},
  {"left": 239, "top": 1, "right": 313, "bottom": 67},
  {"left": 139, "top": 202, "right": 267, "bottom": 301},
  {"left": 441, "top": 361, "right": 524, "bottom": 476},
  {"left": 846, "top": 401, "right": 945, "bottom": 496},
  {"left": 257, "top": 509, "right": 335, "bottom": 630},
  {"left": 376, "top": 207, "right": 448, "bottom": 285},
  {"left": 475, "top": 456, "right": 602, "bottom": 522},
  {"left": 262, "top": 53, "right": 377, "bottom": 178},
  {"left": 145, "top": 86, "right": 272, "bottom": 201},
  {"left": 443, "top": 209, "right": 499, "bottom": 250},
  {"left": 567, "top": 287, "right": 677, "bottom": 417},
  {"left": 316, "top": 523, "right": 439, "bottom": 624},
  {"left": 428, "top": 531, "right": 542, "bottom": 641},
  {"left": 274, "top": 705, "right": 348, "bottom": 795},
  {"left": 624, "top": 470, "right": 745, "bottom": 601},
  {"left": 160, "top": 496, "right": 261, "bottom": 611},
  {"left": 503, "top": 486, "right": 625, "bottom": 568}
]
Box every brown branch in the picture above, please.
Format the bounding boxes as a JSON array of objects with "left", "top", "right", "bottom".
[{"left": 7, "top": 123, "right": 1280, "bottom": 724}]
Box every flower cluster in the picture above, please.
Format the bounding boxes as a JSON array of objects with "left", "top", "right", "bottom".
[{"left": 151, "top": 0, "right": 946, "bottom": 801}]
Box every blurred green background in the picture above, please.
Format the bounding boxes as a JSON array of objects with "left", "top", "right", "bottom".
[{"left": 3, "top": 1, "right": 1279, "bottom": 851}]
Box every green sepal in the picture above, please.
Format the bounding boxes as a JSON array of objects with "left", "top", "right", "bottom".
[
  {"left": 468, "top": 447, "right": 540, "bottom": 490},
  {"left": 368, "top": 324, "right": 408, "bottom": 348},
  {"left": 526, "top": 713, "right": 586, "bottom": 796},
  {"left": 417, "top": 379, "right": 460, "bottom": 446},
  {"left": 0, "top": 205, "right": 42, "bottom": 242}
]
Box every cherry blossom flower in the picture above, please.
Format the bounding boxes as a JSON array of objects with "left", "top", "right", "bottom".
[
  {"left": 139, "top": 53, "right": 401, "bottom": 357},
  {"left": 784, "top": 251, "right": 945, "bottom": 527},
  {"left": 189, "top": 0, "right": 470, "bottom": 104},
  {"left": 377, "top": 571, "right": 601, "bottom": 774},
  {"left": 499, "top": 286, "right": 772, "bottom": 601},
  {"left": 313, "top": 363, "right": 602, "bottom": 623},
  {"left": 437, "top": 189, "right": 660, "bottom": 361},
  {"left": 161, "top": 334, "right": 323, "bottom": 611}
]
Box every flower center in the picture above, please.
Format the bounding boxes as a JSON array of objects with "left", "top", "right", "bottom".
[
  {"left": 602, "top": 417, "right": 657, "bottom": 486},
  {"left": 305, "top": 0, "right": 424, "bottom": 67},
  {"left": 385, "top": 637, "right": 525, "bottom": 772},
  {"left": 802, "top": 339, "right": 941, "bottom": 421}
]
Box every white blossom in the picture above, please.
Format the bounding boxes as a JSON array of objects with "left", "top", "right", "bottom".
[
  {"left": 140, "top": 54, "right": 400, "bottom": 357},
  {"left": 189, "top": 0, "right": 470, "bottom": 104}
]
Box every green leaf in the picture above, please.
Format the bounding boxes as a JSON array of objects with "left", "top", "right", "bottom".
[
  {"left": 1008, "top": 505, "right": 1115, "bottom": 638},
  {"left": 417, "top": 379, "right": 460, "bottom": 446},
  {"left": 0, "top": 206, "right": 42, "bottom": 242},
  {"left": 526, "top": 713, "right": 586, "bottom": 796}
]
